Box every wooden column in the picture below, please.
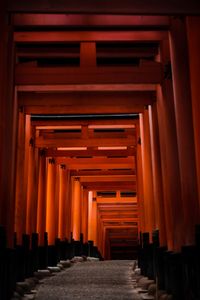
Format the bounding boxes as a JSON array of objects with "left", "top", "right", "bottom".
[
  {"left": 54, "top": 163, "right": 60, "bottom": 240},
  {"left": 58, "top": 164, "right": 68, "bottom": 240},
  {"left": 88, "top": 191, "right": 97, "bottom": 245},
  {"left": 37, "top": 149, "right": 47, "bottom": 246},
  {"left": 88, "top": 190, "right": 93, "bottom": 241},
  {"left": 148, "top": 103, "right": 167, "bottom": 246},
  {"left": 80, "top": 42, "right": 96, "bottom": 67},
  {"left": 0, "top": 9, "right": 17, "bottom": 248},
  {"left": 72, "top": 177, "right": 81, "bottom": 241},
  {"left": 26, "top": 132, "right": 38, "bottom": 236},
  {"left": 186, "top": 16, "right": 200, "bottom": 210},
  {"left": 135, "top": 122, "right": 145, "bottom": 235},
  {"left": 169, "top": 17, "right": 199, "bottom": 245},
  {"left": 65, "top": 171, "right": 71, "bottom": 241},
  {"left": 81, "top": 187, "right": 89, "bottom": 243},
  {"left": 46, "top": 158, "right": 56, "bottom": 245},
  {"left": 156, "top": 39, "right": 184, "bottom": 252},
  {"left": 139, "top": 109, "right": 155, "bottom": 238},
  {"left": 14, "top": 110, "right": 26, "bottom": 245}
]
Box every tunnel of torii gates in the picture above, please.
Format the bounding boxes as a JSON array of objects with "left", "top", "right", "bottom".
[{"left": 1, "top": 3, "right": 200, "bottom": 264}]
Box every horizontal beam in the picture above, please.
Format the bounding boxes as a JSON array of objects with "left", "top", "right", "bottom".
[
  {"left": 18, "top": 91, "right": 155, "bottom": 106},
  {"left": 14, "top": 30, "right": 167, "bottom": 43},
  {"left": 17, "top": 84, "right": 157, "bottom": 92},
  {"left": 8, "top": 0, "right": 200, "bottom": 14},
  {"left": 15, "top": 63, "right": 163, "bottom": 85},
  {"left": 19, "top": 91, "right": 154, "bottom": 114},
  {"left": 35, "top": 136, "right": 136, "bottom": 148},
  {"left": 55, "top": 157, "right": 134, "bottom": 164},
  {"left": 24, "top": 105, "right": 144, "bottom": 114},
  {"left": 55, "top": 157, "right": 135, "bottom": 170},
  {"left": 82, "top": 182, "right": 136, "bottom": 190},
  {"left": 12, "top": 14, "right": 170, "bottom": 27},
  {"left": 46, "top": 148, "right": 135, "bottom": 157},
  {"left": 79, "top": 175, "right": 136, "bottom": 182},
  {"left": 71, "top": 170, "right": 135, "bottom": 176}
]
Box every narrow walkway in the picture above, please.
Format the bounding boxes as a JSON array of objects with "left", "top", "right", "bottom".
[{"left": 35, "top": 260, "right": 139, "bottom": 300}]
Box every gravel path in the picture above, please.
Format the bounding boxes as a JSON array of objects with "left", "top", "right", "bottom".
[{"left": 35, "top": 260, "right": 139, "bottom": 300}]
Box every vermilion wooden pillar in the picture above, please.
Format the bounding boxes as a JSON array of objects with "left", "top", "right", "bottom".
[
  {"left": 72, "top": 177, "right": 81, "bottom": 241},
  {"left": 54, "top": 163, "right": 60, "bottom": 240},
  {"left": 80, "top": 42, "right": 96, "bottom": 67},
  {"left": 0, "top": 9, "right": 17, "bottom": 248},
  {"left": 186, "top": 16, "right": 200, "bottom": 210},
  {"left": 26, "top": 131, "right": 38, "bottom": 236},
  {"left": 65, "top": 171, "right": 71, "bottom": 241},
  {"left": 139, "top": 109, "right": 155, "bottom": 238},
  {"left": 37, "top": 149, "right": 47, "bottom": 246},
  {"left": 148, "top": 104, "right": 167, "bottom": 246},
  {"left": 88, "top": 191, "right": 93, "bottom": 241},
  {"left": 58, "top": 164, "right": 68, "bottom": 240},
  {"left": 81, "top": 187, "right": 89, "bottom": 243},
  {"left": 156, "top": 39, "right": 184, "bottom": 252},
  {"left": 46, "top": 158, "right": 57, "bottom": 245},
  {"left": 135, "top": 122, "right": 145, "bottom": 235},
  {"left": 169, "top": 17, "right": 199, "bottom": 245},
  {"left": 92, "top": 196, "right": 97, "bottom": 246},
  {"left": 15, "top": 110, "right": 26, "bottom": 245}
]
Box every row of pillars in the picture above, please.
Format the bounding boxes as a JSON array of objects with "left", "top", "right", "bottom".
[
  {"left": 1, "top": 14, "right": 200, "bottom": 253},
  {"left": 15, "top": 136, "right": 98, "bottom": 249},
  {"left": 137, "top": 17, "right": 200, "bottom": 253}
]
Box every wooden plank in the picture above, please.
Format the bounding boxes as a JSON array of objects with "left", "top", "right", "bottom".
[
  {"left": 35, "top": 136, "right": 136, "bottom": 147},
  {"left": 71, "top": 169, "right": 135, "bottom": 176},
  {"left": 24, "top": 104, "right": 145, "bottom": 114},
  {"left": 33, "top": 119, "right": 138, "bottom": 127},
  {"left": 15, "top": 62, "right": 163, "bottom": 85},
  {"left": 79, "top": 175, "right": 136, "bottom": 182},
  {"left": 18, "top": 91, "right": 155, "bottom": 106},
  {"left": 8, "top": 0, "right": 200, "bottom": 14},
  {"left": 14, "top": 30, "right": 167, "bottom": 42},
  {"left": 46, "top": 148, "right": 135, "bottom": 157},
  {"left": 17, "top": 84, "right": 157, "bottom": 92},
  {"left": 12, "top": 14, "right": 170, "bottom": 27},
  {"left": 61, "top": 163, "right": 134, "bottom": 170}
]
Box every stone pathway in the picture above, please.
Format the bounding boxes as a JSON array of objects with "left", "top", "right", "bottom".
[{"left": 35, "top": 260, "right": 140, "bottom": 300}]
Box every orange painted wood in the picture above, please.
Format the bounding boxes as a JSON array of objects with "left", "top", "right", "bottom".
[
  {"left": 12, "top": 14, "right": 169, "bottom": 27},
  {"left": 71, "top": 169, "right": 135, "bottom": 176},
  {"left": 81, "top": 188, "right": 89, "bottom": 243},
  {"left": 46, "top": 159, "right": 57, "bottom": 245},
  {"left": 8, "top": 1, "right": 200, "bottom": 15},
  {"left": 26, "top": 130, "right": 38, "bottom": 236},
  {"left": 15, "top": 63, "right": 163, "bottom": 85},
  {"left": 135, "top": 122, "right": 145, "bottom": 234},
  {"left": 14, "top": 30, "right": 167, "bottom": 42},
  {"left": 46, "top": 148, "right": 135, "bottom": 158},
  {"left": 58, "top": 165, "right": 68, "bottom": 240},
  {"left": 35, "top": 136, "right": 136, "bottom": 148},
  {"left": 23, "top": 104, "right": 144, "bottom": 114},
  {"left": 186, "top": 17, "right": 200, "bottom": 212},
  {"left": 0, "top": 14, "right": 17, "bottom": 248},
  {"left": 79, "top": 175, "right": 136, "bottom": 183},
  {"left": 72, "top": 178, "right": 81, "bottom": 240},
  {"left": 156, "top": 39, "right": 184, "bottom": 251},
  {"left": 80, "top": 42, "right": 96, "bottom": 67},
  {"left": 17, "top": 83, "right": 157, "bottom": 92},
  {"left": 88, "top": 191, "right": 97, "bottom": 245},
  {"left": 140, "top": 109, "right": 155, "bottom": 238},
  {"left": 169, "top": 17, "right": 199, "bottom": 246},
  {"left": 82, "top": 182, "right": 136, "bottom": 190},
  {"left": 14, "top": 111, "right": 26, "bottom": 245},
  {"left": 148, "top": 103, "right": 166, "bottom": 246},
  {"left": 37, "top": 151, "right": 47, "bottom": 246}
]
